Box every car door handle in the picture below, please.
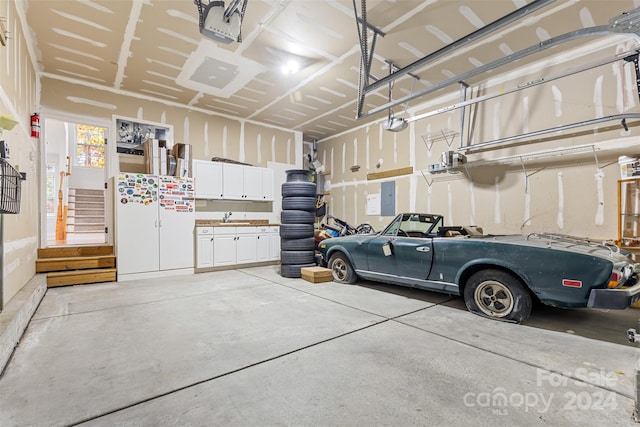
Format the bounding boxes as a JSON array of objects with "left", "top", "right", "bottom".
[{"left": 416, "top": 247, "right": 430, "bottom": 252}]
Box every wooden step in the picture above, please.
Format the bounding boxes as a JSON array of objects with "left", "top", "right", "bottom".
[
  {"left": 68, "top": 201, "right": 104, "bottom": 206},
  {"left": 47, "top": 268, "right": 117, "bottom": 288},
  {"left": 38, "top": 245, "right": 113, "bottom": 259},
  {"left": 69, "top": 194, "right": 104, "bottom": 199},
  {"left": 36, "top": 255, "right": 116, "bottom": 273},
  {"left": 67, "top": 224, "right": 105, "bottom": 230},
  {"left": 70, "top": 189, "right": 104, "bottom": 195}
]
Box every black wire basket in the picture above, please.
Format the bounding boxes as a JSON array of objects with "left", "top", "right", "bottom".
[{"left": 0, "top": 158, "right": 21, "bottom": 214}]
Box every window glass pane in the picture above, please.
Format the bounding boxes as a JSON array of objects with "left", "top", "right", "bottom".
[{"left": 75, "top": 125, "right": 105, "bottom": 168}]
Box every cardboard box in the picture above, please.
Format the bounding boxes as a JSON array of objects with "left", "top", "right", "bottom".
[
  {"left": 301, "top": 266, "right": 333, "bottom": 283},
  {"left": 172, "top": 143, "right": 191, "bottom": 177}
]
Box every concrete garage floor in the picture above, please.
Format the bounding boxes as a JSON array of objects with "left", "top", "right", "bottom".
[{"left": 1, "top": 266, "right": 640, "bottom": 426}]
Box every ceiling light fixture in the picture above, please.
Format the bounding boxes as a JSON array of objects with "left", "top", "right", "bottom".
[
  {"left": 264, "top": 46, "right": 315, "bottom": 76},
  {"left": 194, "top": 0, "right": 247, "bottom": 44},
  {"left": 281, "top": 60, "right": 300, "bottom": 75}
]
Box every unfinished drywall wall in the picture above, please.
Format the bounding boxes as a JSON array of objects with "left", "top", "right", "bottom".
[
  {"left": 0, "top": 0, "right": 39, "bottom": 307},
  {"left": 39, "top": 78, "right": 301, "bottom": 172},
  {"left": 318, "top": 41, "right": 639, "bottom": 239}
]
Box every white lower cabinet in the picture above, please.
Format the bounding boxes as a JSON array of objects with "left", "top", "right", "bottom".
[
  {"left": 213, "top": 227, "right": 238, "bottom": 267},
  {"left": 256, "top": 226, "right": 270, "bottom": 262},
  {"left": 212, "top": 226, "right": 258, "bottom": 267},
  {"left": 196, "top": 227, "right": 214, "bottom": 269},
  {"left": 197, "top": 225, "right": 280, "bottom": 269},
  {"left": 236, "top": 227, "right": 258, "bottom": 264}
]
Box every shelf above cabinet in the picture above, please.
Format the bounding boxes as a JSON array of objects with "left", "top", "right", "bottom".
[{"left": 618, "top": 178, "right": 640, "bottom": 245}]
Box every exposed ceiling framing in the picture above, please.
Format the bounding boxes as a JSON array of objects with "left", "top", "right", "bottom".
[
  {"left": 20, "top": 1, "right": 640, "bottom": 142},
  {"left": 353, "top": 1, "right": 640, "bottom": 122}
]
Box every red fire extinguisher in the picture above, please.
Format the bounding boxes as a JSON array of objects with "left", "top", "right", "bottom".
[{"left": 30, "top": 113, "right": 40, "bottom": 138}]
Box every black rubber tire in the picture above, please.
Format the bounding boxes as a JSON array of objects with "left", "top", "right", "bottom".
[
  {"left": 281, "top": 237, "right": 316, "bottom": 251},
  {"left": 279, "top": 223, "right": 314, "bottom": 239},
  {"left": 328, "top": 252, "right": 357, "bottom": 284},
  {"left": 281, "top": 210, "right": 315, "bottom": 224},
  {"left": 280, "top": 263, "right": 316, "bottom": 278},
  {"left": 280, "top": 250, "right": 316, "bottom": 265},
  {"left": 463, "top": 269, "right": 532, "bottom": 323},
  {"left": 286, "top": 169, "right": 313, "bottom": 182},
  {"left": 282, "top": 182, "right": 317, "bottom": 197},
  {"left": 282, "top": 196, "right": 317, "bottom": 211}
]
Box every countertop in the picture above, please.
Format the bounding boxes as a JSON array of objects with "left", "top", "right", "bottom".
[{"left": 195, "top": 219, "right": 279, "bottom": 227}]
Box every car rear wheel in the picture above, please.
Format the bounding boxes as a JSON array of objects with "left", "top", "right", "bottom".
[
  {"left": 329, "top": 253, "right": 356, "bottom": 284},
  {"left": 463, "top": 269, "right": 532, "bottom": 323}
]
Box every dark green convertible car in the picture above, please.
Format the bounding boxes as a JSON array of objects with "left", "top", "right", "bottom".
[{"left": 318, "top": 213, "right": 640, "bottom": 323}]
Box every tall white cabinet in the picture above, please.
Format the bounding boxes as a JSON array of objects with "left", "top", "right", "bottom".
[{"left": 115, "top": 173, "right": 195, "bottom": 279}]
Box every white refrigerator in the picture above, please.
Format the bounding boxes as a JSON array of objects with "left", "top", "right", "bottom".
[{"left": 115, "top": 172, "right": 195, "bottom": 276}]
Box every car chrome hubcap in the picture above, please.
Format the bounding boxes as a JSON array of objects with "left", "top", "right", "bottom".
[
  {"left": 474, "top": 280, "right": 514, "bottom": 318},
  {"left": 332, "top": 259, "right": 346, "bottom": 281}
]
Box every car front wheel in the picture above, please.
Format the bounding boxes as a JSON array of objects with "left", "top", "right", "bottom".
[
  {"left": 329, "top": 253, "right": 357, "bottom": 284},
  {"left": 463, "top": 269, "right": 532, "bottom": 323}
]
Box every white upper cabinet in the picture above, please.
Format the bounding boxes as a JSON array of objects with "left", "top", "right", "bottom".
[
  {"left": 222, "top": 163, "right": 245, "bottom": 199},
  {"left": 261, "top": 168, "right": 274, "bottom": 201},
  {"left": 193, "top": 160, "right": 274, "bottom": 201},
  {"left": 192, "top": 159, "right": 223, "bottom": 199},
  {"left": 242, "top": 166, "right": 263, "bottom": 200}
]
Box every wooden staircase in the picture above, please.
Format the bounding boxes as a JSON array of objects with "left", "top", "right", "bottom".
[
  {"left": 36, "top": 245, "right": 117, "bottom": 288},
  {"left": 67, "top": 188, "right": 105, "bottom": 235}
]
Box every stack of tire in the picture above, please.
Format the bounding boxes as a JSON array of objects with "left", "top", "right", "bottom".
[{"left": 279, "top": 170, "right": 317, "bottom": 278}]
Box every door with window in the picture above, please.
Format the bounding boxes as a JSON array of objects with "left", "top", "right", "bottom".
[{"left": 44, "top": 118, "right": 108, "bottom": 247}]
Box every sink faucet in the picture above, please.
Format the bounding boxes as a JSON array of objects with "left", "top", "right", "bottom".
[{"left": 223, "top": 212, "right": 232, "bottom": 223}]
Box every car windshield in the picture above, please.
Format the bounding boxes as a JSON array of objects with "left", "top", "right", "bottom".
[{"left": 382, "top": 214, "right": 443, "bottom": 237}]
